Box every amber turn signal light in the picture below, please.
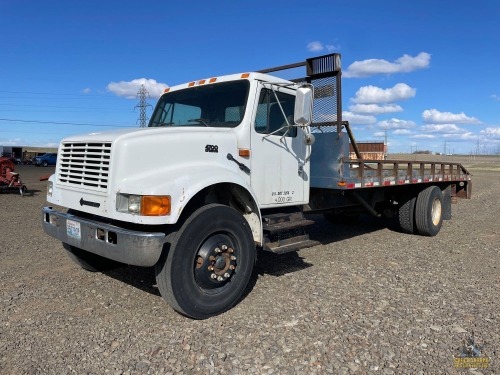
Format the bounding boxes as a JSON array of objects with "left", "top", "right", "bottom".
[
  {"left": 141, "top": 196, "right": 171, "bottom": 216},
  {"left": 238, "top": 149, "right": 251, "bottom": 157}
]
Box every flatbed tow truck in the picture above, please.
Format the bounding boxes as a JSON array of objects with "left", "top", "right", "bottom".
[{"left": 42, "top": 54, "right": 471, "bottom": 318}]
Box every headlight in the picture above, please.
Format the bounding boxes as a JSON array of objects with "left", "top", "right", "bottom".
[
  {"left": 117, "top": 194, "right": 171, "bottom": 216},
  {"left": 47, "top": 181, "right": 53, "bottom": 197},
  {"left": 128, "top": 195, "right": 141, "bottom": 213}
]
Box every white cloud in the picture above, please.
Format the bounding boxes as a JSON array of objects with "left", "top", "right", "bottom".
[
  {"left": 421, "top": 124, "right": 468, "bottom": 134},
  {"left": 377, "top": 118, "right": 416, "bottom": 129},
  {"left": 422, "top": 109, "right": 481, "bottom": 124},
  {"left": 393, "top": 129, "right": 412, "bottom": 135},
  {"left": 411, "top": 134, "right": 435, "bottom": 139},
  {"left": 342, "top": 111, "right": 377, "bottom": 125},
  {"left": 307, "top": 41, "right": 324, "bottom": 52},
  {"left": 107, "top": 78, "right": 169, "bottom": 99},
  {"left": 373, "top": 131, "right": 386, "bottom": 137},
  {"left": 442, "top": 132, "right": 477, "bottom": 141},
  {"left": 307, "top": 41, "right": 338, "bottom": 52},
  {"left": 349, "top": 103, "right": 403, "bottom": 115},
  {"left": 481, "top": 127, "right": 500, "bottom": 139},
  {"left": 82, "top": 88, "right": 91, "bottom": 94},
  {"left": 0, "top": 138, "right": 23, "bottom": 146},
  {"left": 344, "top": 52, "right": 430, "bottom": 78},
  {"left": 353, "top": 83, "right": 416, "bottom": 104},
  {"left": 491, "top": 94, "right": 500, "bottom": 101}
]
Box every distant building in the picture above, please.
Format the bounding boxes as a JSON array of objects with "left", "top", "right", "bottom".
[
  {"left": 349, "top": 141, "right": 387, "bottom": 160},
  {"left": 0, "top": 145, "right": 58, "bottom": 161},
  {"left": 0, "top": 146, "right": 23, "bottom": 159}
]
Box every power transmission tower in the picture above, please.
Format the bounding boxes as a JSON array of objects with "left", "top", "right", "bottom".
[{"left": 135, "top": 84, "right": 152, "bottom": 127}]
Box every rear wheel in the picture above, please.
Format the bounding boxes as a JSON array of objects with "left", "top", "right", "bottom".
[
  {"left": 415, "top": 186, "right": 443, "bottom": 236},
  {"left": 63, "top": 243, "right": 120, "bottom": 272},
  {"left": 155, "top": 204, "right": 255, "bottom": 319},
  {"left": 398, "top": 196, "right": 416, "bottom": 234}
]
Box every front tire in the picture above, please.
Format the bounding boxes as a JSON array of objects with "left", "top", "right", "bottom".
[
  {"left": 42, "top": 161, "right": 48, "bottom": 167},
  {"left": 155, "top": 204, "right": 255, "bottom": 319}
]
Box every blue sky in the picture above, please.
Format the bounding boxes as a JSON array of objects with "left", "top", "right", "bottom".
[{"left": 1, "top": 0, "right": 499, "bottom": 154}]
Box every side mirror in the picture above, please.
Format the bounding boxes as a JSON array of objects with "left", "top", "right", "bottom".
[{"left": 294, "top": 86, "right": 313, "bottom": 126}]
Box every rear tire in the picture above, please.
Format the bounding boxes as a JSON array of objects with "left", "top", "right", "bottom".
[
  {"left": 398, "top": 196, "right": 416, "bottom": 234},
  {"left": 63, "top": 243, "right": 120, "bottom": 272},
  {"left": 415, "top": 186, "right": 443, "bottom": 236},
  {"left": 155, "top": 204, "right": 255, "bottom": 319}
]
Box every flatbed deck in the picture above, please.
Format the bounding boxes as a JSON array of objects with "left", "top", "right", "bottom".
[{"left": 342, "top": 159, "right": 471, "bottom": 195}]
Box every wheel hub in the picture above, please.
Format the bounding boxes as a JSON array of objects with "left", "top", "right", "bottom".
[
  {"left": 194, "top": 235, "right": 237, "bottom": 289},
  {"left": 431, "top": 198, "right": 442, "bottom": 226}
]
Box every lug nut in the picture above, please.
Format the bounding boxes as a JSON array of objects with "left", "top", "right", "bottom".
[
  {"left": 224, "top": 273, "right": 230, "bottom": 278},
  {"left": 229, "top": 265, "right": 236, "bottom": 270},
  {"left": 217, "top": 276, "right": 224, "bottom": 281},
  {"left": 222, "top": 245, "right": 228, "bottom": 250},
  {"left": 211, "top": 274, "right": 217, "bottom": 279},
  {"left": 228, "top": 248, "right": 234, "bottom": 253},
  {"left": 231, "top": 256, "right": 236, "bottom": 260},
  {"left": 215, "top": 248, "right": 221, "bottom": 253},
  {"left": 208, "top": 266, "right": 214, "bottom": 271}
]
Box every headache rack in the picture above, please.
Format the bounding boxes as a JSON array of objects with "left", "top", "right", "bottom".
[{"left": 259, "top": 53, "right": 362, "bottom": 158}]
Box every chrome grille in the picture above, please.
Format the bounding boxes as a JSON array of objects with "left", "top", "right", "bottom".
[{"left": 58, "top": 142, "right": 112, "bottom": 192}]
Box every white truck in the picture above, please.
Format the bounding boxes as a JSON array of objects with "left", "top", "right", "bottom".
[{"left": 42, "top": 54, "right": 471, "bottom": 319}]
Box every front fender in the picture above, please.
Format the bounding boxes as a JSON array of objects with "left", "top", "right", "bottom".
[{"left": 116, "top": 162, "right": 260, "bottom": 225}]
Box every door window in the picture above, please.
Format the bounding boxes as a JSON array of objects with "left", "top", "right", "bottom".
[{"left": 254, "top": 89, "right": 296, "bottom": 137}]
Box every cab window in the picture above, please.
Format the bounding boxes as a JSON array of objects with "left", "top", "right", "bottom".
[{"left": 254, "top": 89, "right": 296, "bottom": 137}]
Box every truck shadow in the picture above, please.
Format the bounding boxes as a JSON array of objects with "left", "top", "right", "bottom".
[
  {"left": 306, "top": 213, "right": 390, "bottom": 244},
  {"left": 101, "top": 214, "right": 390, "bottom": 298},
  {"left": 103, "top": 266, "right": 160, "bottom": 297}
]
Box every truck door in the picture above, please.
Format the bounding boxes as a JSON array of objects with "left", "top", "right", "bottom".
[{"left": 250, "top": 85, "right": 309, "bottom": 207}]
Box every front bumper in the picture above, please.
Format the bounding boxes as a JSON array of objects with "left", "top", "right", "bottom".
[{"left": 42, "top": 206, "right": 166, "bottom": 267}]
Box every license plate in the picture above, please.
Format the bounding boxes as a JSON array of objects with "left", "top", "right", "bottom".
[{"left": 67, "top": 219, "right": 81, "bottom": 240}]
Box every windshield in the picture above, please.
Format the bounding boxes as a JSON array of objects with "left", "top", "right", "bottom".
[{"left": 149, "top": 80, "right": 250, "bottom": 128}]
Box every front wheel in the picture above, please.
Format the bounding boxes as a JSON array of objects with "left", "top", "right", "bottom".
[
  {"left": 155, "top": 204, "right": 255, "bottom": 319},
  {"left": 42, "top": 161, "right": 48, "bottom": 167}
]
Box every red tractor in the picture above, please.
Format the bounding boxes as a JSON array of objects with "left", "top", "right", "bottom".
[{"left": 0, "top": 157, "right": 27, "bottom": 195}]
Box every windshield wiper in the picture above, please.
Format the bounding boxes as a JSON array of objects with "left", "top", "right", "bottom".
[{"left": 189, "top": 118, "right": 210, "bottom": 127}]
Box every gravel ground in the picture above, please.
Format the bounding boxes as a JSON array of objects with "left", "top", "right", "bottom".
[{"left": 1, "top": 161, "right": 498, "bottom": 374}]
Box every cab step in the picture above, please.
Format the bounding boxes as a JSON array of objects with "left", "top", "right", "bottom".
[
  {"left": 261, "top": 211, "right": 319, "bottom": 254},
  {"left": 262, "top": 212, "right": 315, "bottom": 235},
  {"left": 264, "top": 236, "right": 320, "bottom": 254}
]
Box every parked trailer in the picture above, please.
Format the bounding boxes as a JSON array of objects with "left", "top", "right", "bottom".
[{"left": 42, "top": 54, "right": 471, "bottom": 318}]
